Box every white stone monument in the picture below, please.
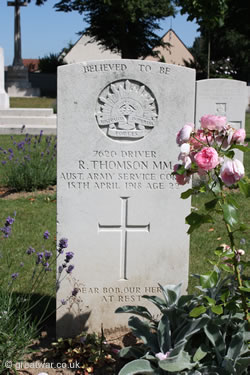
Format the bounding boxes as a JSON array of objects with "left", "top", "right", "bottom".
[
  {"left": 0, "top": 48, "right": 9, "bottom": 109},
  {"left": 195, "top": 79, "right": 247, "bottom": 130},
  {"left": 57, "top": 60, "right": 195, "bottom": 337}
]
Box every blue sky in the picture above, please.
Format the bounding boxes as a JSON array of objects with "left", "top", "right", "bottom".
[{"left": 0, "top": 1, "right": 200, "bottom": 66}]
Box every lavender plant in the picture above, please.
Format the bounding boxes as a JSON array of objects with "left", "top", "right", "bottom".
[
  {"left": 0, "top": 131, "right": 56, "bottom": 192},
  {"left": 0, "top": 214, "right": 77, "bottom": 374}
]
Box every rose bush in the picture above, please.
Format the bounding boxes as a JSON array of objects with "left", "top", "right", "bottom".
[{"left": 116, "top": 114, "right": 250, "bottom": 375}]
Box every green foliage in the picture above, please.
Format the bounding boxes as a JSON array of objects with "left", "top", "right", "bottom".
[
  {"left": 38, "top": 53, "right": 65, "bottom": 73},
  {"left": 0, "top": 291, "right": 37, "bottom": 374},
  {"left": 182, "top": 0, "right": 250, "bottom": 81},
  {"left": 53, "top": 0, "right": 176, "bottom": 59},
  {"left": 116, "top": 278, "right": 250, "bottom": 374},
  {"left": 0, "top": 132, "right": 56, "bottom": 192}
]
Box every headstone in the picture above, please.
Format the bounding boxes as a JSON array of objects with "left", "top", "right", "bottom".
[
  {"left": 57, "top": 60, "right": 195, "bottom": 337},
  {"left": 0, "top": 47, "right": 9, "bottom": 109},
  {"left": 195, "top": 79, "right": 247, "bottom": 130}
]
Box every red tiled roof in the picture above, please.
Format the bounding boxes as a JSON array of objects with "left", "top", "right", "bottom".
[{"left": 22, "top": 59, "right": 39, "bottom": 72}]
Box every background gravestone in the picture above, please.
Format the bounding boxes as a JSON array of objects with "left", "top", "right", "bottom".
[
  {"left": 195, "top": 79, "right": 247, "bottom": 130},
  {"left": 57, "top": 60, "right": 195, "bottom": 337},
  {"left": 0, "top": 47, "right": 9, "bottom": 109}
]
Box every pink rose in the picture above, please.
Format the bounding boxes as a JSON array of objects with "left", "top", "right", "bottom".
[
  {"left": 190, "top": 129, "right": 213, "bottom": 150},
  {"left": 220, "top": 159, "right": 245, "bottom": 186},
  {"left": 232, "top": 128, "right": 246, "bottom": 144},
  {"left": 200, "top": 115, "right": 227, "bottom": 131},
  {"left": 174, "top": 164, "right": 191, "bottom": 185},
  {"left": 194, "top": 147, "right": 219, "bottom": 171},
  {"left": 176, "top": 123, "right": 194, "bottom": 145}
]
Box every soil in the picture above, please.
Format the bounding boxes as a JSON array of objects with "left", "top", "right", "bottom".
[
  {"left": 12, "top": 324, "right": 135, "bottom": 375},
  {"left": 0, "top": 186, "right": 57, "bottom": 200}
]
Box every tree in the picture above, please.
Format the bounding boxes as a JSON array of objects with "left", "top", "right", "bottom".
[
  {"left": 46, "top": 0, "right": 176, "bottom": 59},
  {"left": 183, "top": 0, "right": 250, "bottom": 82},
  {"left": 176, "top": 0, "right": 228, "bottom": 78}
]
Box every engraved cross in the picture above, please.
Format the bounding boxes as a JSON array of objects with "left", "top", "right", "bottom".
[
  {"left": 98, "top": 197, "right": 150, "bottom": 280},
  {"left": 7, "top": 0, "right": 27, "bottom": 66}
]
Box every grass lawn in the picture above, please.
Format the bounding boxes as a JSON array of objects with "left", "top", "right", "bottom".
[
  {"left": 10, "top": 97, "right": 56, "bottom": 109},
  {"left": 0, "top": 114, "right": 249, "bottom": 299}
]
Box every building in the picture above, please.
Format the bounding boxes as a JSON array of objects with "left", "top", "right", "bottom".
[
  {"left": 63, "top": 34, "right": 121, "bottom": 64},
  {"left": 145, "top": 29, "right": 194, "bottom": 66},
  {"left": 63, "top": 29, "right": 194, "bottom": 67}
]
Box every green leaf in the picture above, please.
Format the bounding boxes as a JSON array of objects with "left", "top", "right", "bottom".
[
  {"left": 224, "top": 150, "right": 235, "bottom": 159},
  {"left": 157, "top": 314, "right": 171, "bottom": 353},
  {"left": 175, "top": 165, "right": 186, "bottom": 175},
  {"left": 220, "top": 264, "right": 234, "bottom": 273},
  {"left": 185, "top": 212, "right": 214, "bottom": 234},
  {"left": 158, "top": 283, "right": 182, "bottom": 307},
  {"left": 235, "top": 357, "right": 250, "bottom": 374},
  {"left": 174, "top": 317, "right": 209, "bottom": 343},
  {"left": 119, "top": 346, "right": 146, "bottom": 359},
  {"left": 204, "top": 296, "right": 216, "bottom": 305},
  {"left": 189, "top": 305, "right": 207, "bottom": 318},
  {"left": 159, "top": 350, "right": 196, "bottom": 372},
  {"left": 128, "top": 316, "right": 159, "bottom": 353},
  {"left": 200, "top": 270, "right": 219, "bottom": 288},
  {"left": 230, "top": 144, "right": 250, "bottom": 152},
  {"left": 118, "top": 359, "right": 156, "bottom": 375},
  {"left": 222, "top": 203, "right": 238, "bottom": 227},
  {"left": 142, "top": 295, "right": 166, "bottom": 312},
  {"left": 181, "top": 189, "right": 194, "bottom": 199},
  {"left": 193, "top": 345, "right": 208, "bottom": 362},
  {"left": 227, "top": 333, "right": 244, "bottom": 361},
  {"left": 238, "top": 286, "right": 250, "bottom": 292},
  {"left": 204, "top": 198, "right": 219, "bottom": 211},
  {"left": 204, "top": 322, "right": 225, "bottom": 357},
  {"left": 238, "top": 180, "right": 250, "bottom": 198},
  {"left": 211, "top": 304, "right": 223, "bottom": 315},
  {"left": 115, "top": 305, "right": 153, "bottom": 320},
  {"left": 208, "top": 180, "right": 221, "bottom": 194}
]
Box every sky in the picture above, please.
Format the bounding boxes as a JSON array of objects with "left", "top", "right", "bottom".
[{"left": 0, "top": 1, "right": 200, "bottom": 66}]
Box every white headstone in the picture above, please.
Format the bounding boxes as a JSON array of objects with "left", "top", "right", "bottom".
[
  {"left": 57, "top": 60, "right": 195, "bottom": 337},
  {"left": 195, "top": 79, "right": 247, "bottom": 130},
  {"left": 0, "top": 47, "right": 9, "bottom": 109}
]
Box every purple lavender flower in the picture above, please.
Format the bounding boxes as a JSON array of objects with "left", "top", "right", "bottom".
[
  {"left": 72, "top": 287, "right": 79, "bottom": 296},
  {"left": 5, "top": 216, "right": 15, "bottom": 226},
  {"left": 44, "top": 250, "right": 52, "bottom": 260},
  {"left": 17, "top": 141, "right": 25, "bottom": 150},
  {"left": 8, "top": 148, "right": 13, "bottom": 153},
  {"left": 66, "top": 264, "right": 74, "bottom": 274},
  {"left": 58, "top": 265, "right": 63, "bottom": 273},
  {"left": 61, "top": 299, "right": 67, "bottom": 305},
  {"left": 43, "top": 261, "right": 49, "bottom": 268},
  {"left": 65, "top": 251, "right": 74, "bottom": 263},
  {"left": 3, "top": 150, "right": 7, "bottom": 155},
  {"left": 58, "top": 238, "right": 68, "bottom": 254},
  {"left": 1, "top": 225, "right": 11, "bottom": 238},
  {"left": 26, "top": 246, "right": 35, "bottom": 255},
  {"left": 36, "top": 252, "right": 44, "bottom": 264},
  {"left": 11, "top": 273, "right": 19, "bottom": 280},
  {"left": 43, "top": 230, "right": 50, "bottom": 240},
  {"left": 1, "top": 161, "right": 6, "bottom": 165}
]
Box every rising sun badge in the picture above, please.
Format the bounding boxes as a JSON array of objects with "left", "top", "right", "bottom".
[{"left": 96, "top": 79, "right": 158, "bottom": 141}]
